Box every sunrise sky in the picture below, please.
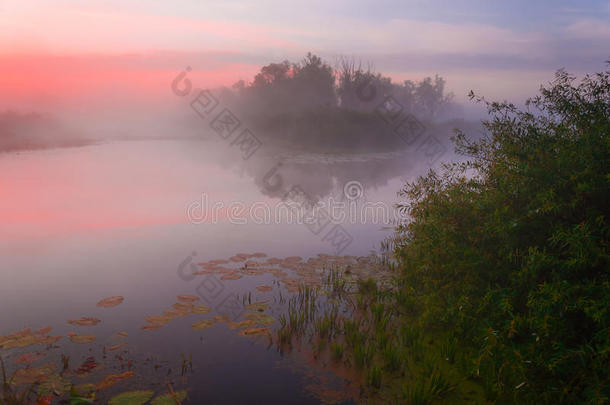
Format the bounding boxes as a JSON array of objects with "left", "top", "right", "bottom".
[{"left": 1, "top": 0, "right": 609, "bottom": 114}]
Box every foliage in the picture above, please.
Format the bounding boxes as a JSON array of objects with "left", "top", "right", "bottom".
[{"left": 395, "top": 65, "right": 610, "bottom": 403}]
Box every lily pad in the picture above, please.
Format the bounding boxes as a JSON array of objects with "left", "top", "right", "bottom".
[
  {"left": 244, "top": 312, "right": 275, "bottom": 326},
  {"left": 108, "top": 390, "right": 154, "bottom": 405},
  {"left": 36, "top": 326, "right": 53, "bottom": 335},
  {"left": 70, "top": 334, "right": 96, "bottom": 344},
  {"left": 192, "top": 320, "right": 215, "bottom": 331},
  {"left": 245, "top": 301, "right": 268, "bottom": 312},
  {"left": 172, "top": 302, "right": 194, "bottom": 311},
  {"left": 177, "top": 295, "right": 200, "bottom": 303},
  {"left": 151, "top": 390, "right": 188, "bottom": 405},
  {"left": 117, "top": 331, "right": 128, "bottom": 337},
  {"left": 145, "top": 315, "right": 173, "bottom": 324},
  {"left": 256, "top": 285, "right": 273, "bottom": 293},
  {"left": 13, "top": 363, "right": 56, "bottom": 385},
  {"left": 140, "top": 323, "right": 164, "bottom": 331},
  {"left": 221, "top": 273, "right": 242, "bottom": 280},
  {"left": 97, "top": 296, "right": 124, "bottom": 308},
  {"left": 0, "top": 328, "right": 62, "bottom": 349},
  {"left": 37, "top": 373, "right": 71, "bottom": 396},
  {"left": 96, "top": 371, "right": 134, "bottom": 390},
  {"left": 238, "top": 327, "right": 269, "bottom": 337},
  {"left": 76, "top": 357, "right": 99, "bottom": 375},
  {"left": 14, "top": 352, "right": 45, "bottom": 364},
  {"left": 163, "top": 308, "right": 190, "bottom": 318},
  {"left": 229, "top": 320, "right": 256, "bottom": 330},
  {"left": 105, "top": 343, "right": 126, "bottom": 351},
  {"left": 68, "top": 317, "right": 101, "bottom": 326},
  {"left": 191, "top": 305, "right": 211, "bottom": 314}
]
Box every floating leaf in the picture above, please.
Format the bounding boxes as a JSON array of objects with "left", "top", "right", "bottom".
[
  {"left": 140, "top": 324, "right": 164, "bottom": 332},
  {"left": 244, "top": 312, "right": 275, "bottom": 326},
  {"left": 221, "top": 273, "right": 242, "bottom": 280},
  {"left": 191, "top": 305, "right": 211, "bottom": 314},
  {"left": 117, "top": 332, "right": 128, "bottom": 337},
  {"left": 163, "top": 308, "right": 189, "bottom": 318},
  {"left": 251, "top": 252, "right": 267, "bottom": 258},
  {"left": 108, "top": 390, "right": 154, "bottom": 405},
  {"left": 105, "top": 343, "right": 125, "bottom": 351},
  {"left": 256, "top": 285, "right": 273, "bottom": 293},
  {"left": 0, "top": 329, "right": 62, "bottom": 349},
  {"left": 69, "top": 334, "right": 96, "bottom": 344},
  {"left": 145, "top": 315, "right": 173, "bottom": 324},
  {"left": 14, "top": 352, "right": 45, "bottom": 364},
  {"left": 177, "top": 295, "right": 199, "bottom": 303},
  {"left": 192, "top": 320, "right": 215, "bottom": 331},
  {"left": 245, "top": 301, "right": 268, "bottom": 312},
  {"left": 71, "top": 383, "right": 96, "bottom": 404},
  {"left": 13, "top": 363, "right": 56, "bottom": 385},
  {"left": 76, "top": 357, "right": 98, "bottom": 375},
  {"left": 36, "top": 326, "right": 53, "bottom": 335},
  {"left": 229, "top": 320, "right": 256, "bottom": 330},
  {"left": 96, "top": 371, "right": 134, "bottom": 390},
  {"left": 150, "top": 390, "right": 188, "bottom": 405},
  {"left": 37, "top": 373, "right": 71, "bottom": 396},
  {"left": 96, "top": 296, "right": 124, "bottom": 308},
  {"left": 68, "top": 317, "right": 101, "bottom": 326},
  {"left": 172, "top": 302, "right": 193, "bottom": 311},
  {"left": 209, "top": 259, "right": 229, "bottom": 265},
  {"left": 238, "top": 327, "right": 269, "bottom": 337}
]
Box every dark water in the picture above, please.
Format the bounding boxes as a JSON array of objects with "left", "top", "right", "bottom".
[{"left": 0, "top": 139, "right": 436, "bottom": 403}]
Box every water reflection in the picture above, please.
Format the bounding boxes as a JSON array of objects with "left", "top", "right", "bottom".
[{"left": 0, "top": 137, "right": 450, "bottom": 403}]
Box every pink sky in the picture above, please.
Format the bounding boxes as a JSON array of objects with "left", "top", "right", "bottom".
[{"left": 1, "top": 1, "right": 609, "bottom": 112}]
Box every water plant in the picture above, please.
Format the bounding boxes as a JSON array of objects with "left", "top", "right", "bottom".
[
  {"left": 366, "top": 364, "right": 382, "bottom": 390},
  {"left": 331, "top": 342, "right": 345, "bottom": 362}
]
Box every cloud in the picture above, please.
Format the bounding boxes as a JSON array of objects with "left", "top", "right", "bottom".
[{"left": 564, "top": 18, "right": 610, "bottom": 40}]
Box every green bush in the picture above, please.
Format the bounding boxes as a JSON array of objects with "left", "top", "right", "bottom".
[{"left": 395, "top": 66, "right": 610, "bottom": 403}]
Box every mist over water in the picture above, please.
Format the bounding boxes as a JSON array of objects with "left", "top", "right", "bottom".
[{"left": 2, "top": 1, "right": 608, "bottom": 403}]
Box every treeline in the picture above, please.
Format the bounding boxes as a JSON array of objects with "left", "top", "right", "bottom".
[
  {"left": 0, "top": 111, "right": 91, "bottom": 153},
  {"left": 393, "top": 66, "right": 609, "bottom": 402},
  {"left": 224, "top": 53, "right": 455, "bottom": 151}
]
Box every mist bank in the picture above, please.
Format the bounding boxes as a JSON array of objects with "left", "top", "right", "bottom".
[{"left": 0, "top": 111, "right": 95, "bottom": 153}]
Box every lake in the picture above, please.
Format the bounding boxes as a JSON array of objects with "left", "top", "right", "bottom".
[{"left": 0, "top": 138, "right": 439, "bottom": 403}]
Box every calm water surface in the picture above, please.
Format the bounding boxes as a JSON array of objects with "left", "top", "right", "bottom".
[{"left": 0, "top": 139, "right": 430, "bottom": 403}]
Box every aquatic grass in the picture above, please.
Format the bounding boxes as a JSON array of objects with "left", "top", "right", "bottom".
[
  {"left": 344, "top": 319, "right": 363, "bottom": 348},
  {"left": 366, "top": 364, "right": 382, "bottom": 390},
  {"left": 277, "top": 326, "right": 293, "bottom": 347},
  {"left": 440, "top": 336, "right": 457, "bottom": 364},
  {"left": 399, "top": 324, "right": 421, "bottom": 348},
  {"left": 1, "top": 355, "right": 36, "bottom": 405},
  {"left": 375, "top": 329, "right": 390, "bottom": 350},
  {"left": 371, "top": 302, "right": 385, "bottom": 323},
  {"left": 427, "top": 368, "right": 454, "bottom": 396},
  {"left": 401, "top": 368, "right": 454, "bottom": 405},
  {"left": 324, "top": 266, "right": 347, "bottom": 297},
  {"left": 358, "top": 278, "right": 377, "bottom": 297},
  {"left": 353, "top": 341, "right": 372, "bottom": 368},
  {"left": 402, "top": 378, "right": 431, "bottom": 405},
  {"left": 382, "top": 344, "right": 403, "bottom": 373},
  {"left": 331, "top": 342, "right": 345, "bottom": 362}
]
